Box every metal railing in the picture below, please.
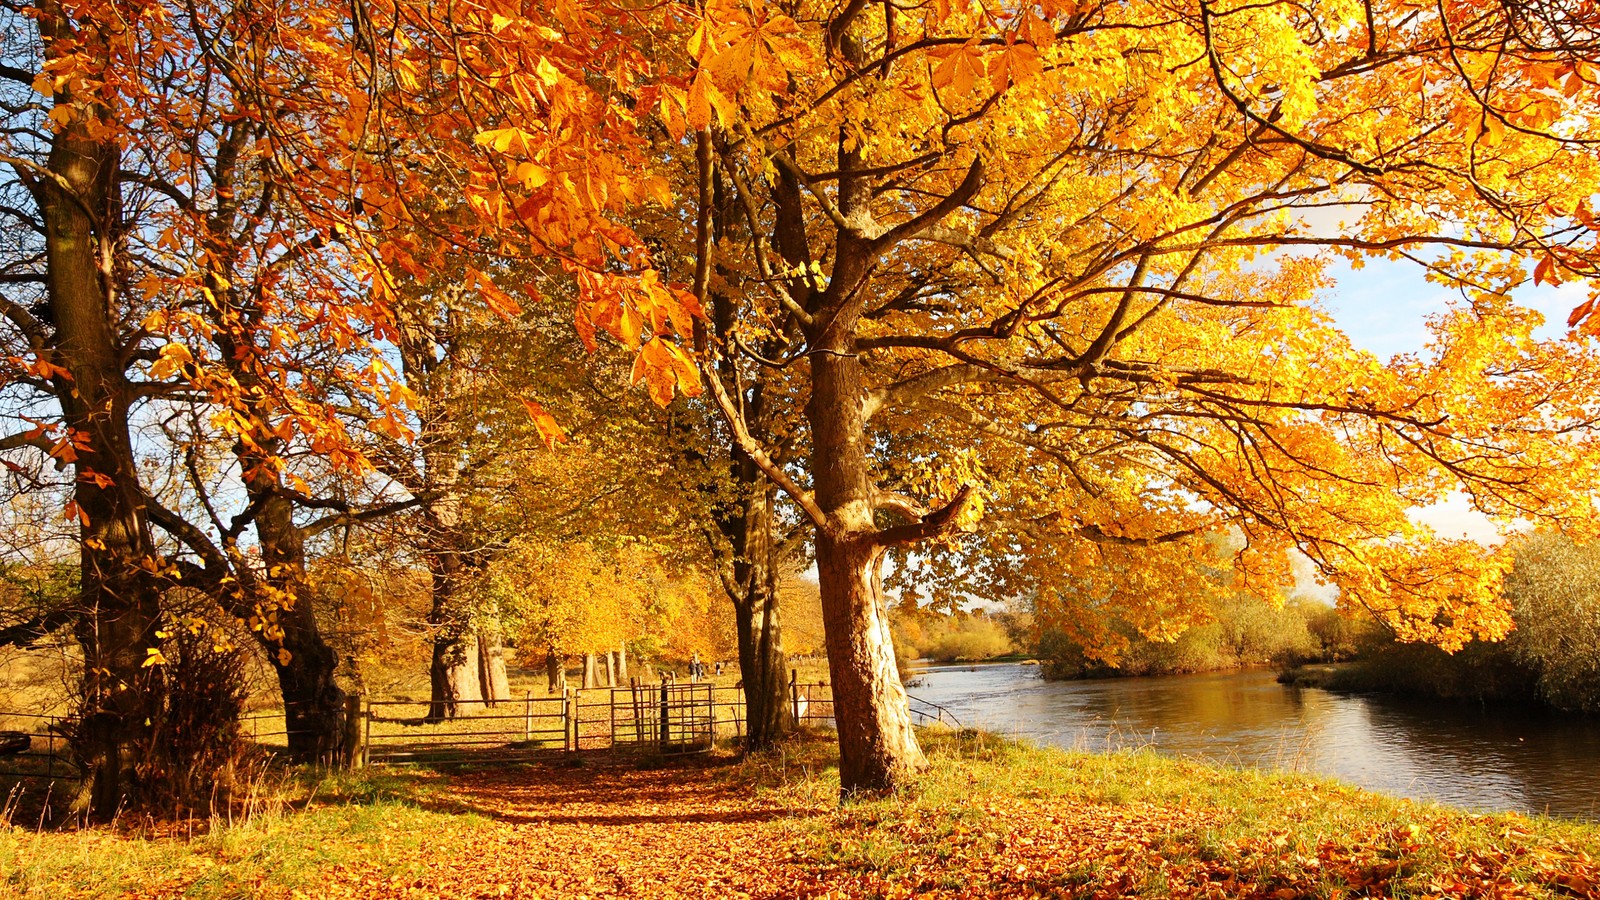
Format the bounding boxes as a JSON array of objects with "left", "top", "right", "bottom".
[
  {"left": 907, "top": 694, "right": 965, "bottom": 730},
  {"left": 364, "top": 694, "right": 568, "bottom": 765},
  {"left": 0, "top": 712, "right": 69, "bottom": 784}
]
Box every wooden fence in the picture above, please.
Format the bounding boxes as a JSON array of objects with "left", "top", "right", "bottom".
[
  {"left": 357, "top": 677, "right": 830, "bottom": 765},
  {"left": 0, "top": 674, "right": 965, "bottom": 784}
]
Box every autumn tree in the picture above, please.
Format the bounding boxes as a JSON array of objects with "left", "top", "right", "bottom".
[
  {"left": 696, "top": 177, "right": 809, "bottom": 749},
  {"left": 0, "top": 0, "right": 698, "bottom": 813},
  {"left": 674, "top": 0, "right": 1600, "bottom": 794}
]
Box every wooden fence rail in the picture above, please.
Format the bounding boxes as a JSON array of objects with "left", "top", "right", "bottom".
[{"left": 0, "top": 672, "right": 966, "bottom": 783}]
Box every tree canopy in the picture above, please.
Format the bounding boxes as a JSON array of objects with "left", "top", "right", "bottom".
[
  {"left": 4, "top": 0, "right": 1600, "bottom": 810},
  {"left": 672, "top": 0, "right": 1600, "bottom": 790}
]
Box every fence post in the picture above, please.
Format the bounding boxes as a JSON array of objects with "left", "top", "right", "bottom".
[
  {"left": 631, "top": 679, "right": 645, "bottom": 744},
  {"left": 790, "top": 669, "right": 800, "bottom": 724},
  {"left": 564, "top": 687, "right": 577, "bottom": 752},
  {"left": 659, "top": 674, "right": 670, "bottom": 752},
  {"left": 523, "top": 690, "right": 532, "bottom": 743},
  {"left": 343, "top": 694, "right": 365, "bottom": 769},
  {"left": 608, "top": 686, "right": 617, "bottom": 748}
]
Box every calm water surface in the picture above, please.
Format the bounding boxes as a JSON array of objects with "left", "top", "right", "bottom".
[{"left": 906, "top": 663, "right": 1600, "bottom": 820}]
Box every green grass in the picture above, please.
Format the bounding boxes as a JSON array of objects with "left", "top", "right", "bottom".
[
  {"left": 731, "top": 730, "right": 1600, "bottom": 897},
  {"left": 0, "top": 767, "right": 471, "bottom": 898}
]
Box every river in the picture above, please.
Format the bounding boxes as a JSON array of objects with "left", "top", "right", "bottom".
[{"left": 905, "top": 663, "right": 1600, "bottom": 820}]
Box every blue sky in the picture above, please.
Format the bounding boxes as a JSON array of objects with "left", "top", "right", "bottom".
[
  {"left": 1311, "top": 257, "right": 1589, "bottom": 548},
  {"left": 1318, "top": 257, "right": 1580, "bottom": 360}
]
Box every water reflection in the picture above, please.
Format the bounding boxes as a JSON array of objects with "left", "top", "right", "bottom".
[{"left": 908, "top": 663, "right": 1600, "bottom": 820}]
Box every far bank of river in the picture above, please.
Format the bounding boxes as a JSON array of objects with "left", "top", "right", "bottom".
[{"left": 906, "top": 662, "right": 1600, "bottom": 820}]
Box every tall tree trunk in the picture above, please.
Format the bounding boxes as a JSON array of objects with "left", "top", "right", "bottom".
[
  {"left": 582, "top": 653, "right": 597, "bottom": 689},
  {"left": 705, "top": 244, "right": 791, "bottom": 750},
  {"left": 394, "top": 295, "right": 489, "bottom": 721},
  {"left": 616, "top": 645, "right": 628, "bottom": 682},
  {"left": 736, "top": 575, "right": 790, "bottom": 749},
  {"left": 30, "top": 10, "right": 165, "bottom": 815},
  {"left": 730, "top": 485, "right": 790, "bottom": 750},
  {"left": 545, "top": 648, "right": 566, "bottom": 694},
  {"left": 424, "top": 487, "right": 482, "bottom": 720},
  {"left": 807, "top": 349, "right": 925, "bottom": 794},
  {"left": 477, "top": 614, "right": 510, "bottom": 707},
  {"left": 250, "top": 491, "right": 346, "bottom": 763},
  {"left": 605, "top": 651, "right": 616, "bottom": 688}
]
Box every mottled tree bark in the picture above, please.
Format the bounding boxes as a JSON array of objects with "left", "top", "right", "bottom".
[
  {"left": 28, "top": 7, "right": 164, "bottom": 816},
  {"left": 806, "top": 349, "right": 925, "bottom": 793}
]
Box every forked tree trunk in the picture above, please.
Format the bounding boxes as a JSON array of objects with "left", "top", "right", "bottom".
[
  {"left": 581, "top": 653, "right": 597, "bottom": 689},
  {"left": 605, "top": 651, "right": 617, "bottom": 687},
  {"left": 616, "top": 645, "right": 628, "bottom": 682},
  {"left": 807, "top": 346, "right": 925, "bottom": 794}
]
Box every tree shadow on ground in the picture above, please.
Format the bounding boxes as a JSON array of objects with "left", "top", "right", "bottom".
[{"left": 409, "top": 754, "right": 828, "bottom": 828}]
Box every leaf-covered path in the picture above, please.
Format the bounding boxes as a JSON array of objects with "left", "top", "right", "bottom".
[{"left": 274, "top": 762, "right": 822, "bottom": 900}]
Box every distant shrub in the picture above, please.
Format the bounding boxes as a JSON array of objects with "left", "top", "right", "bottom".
[
  {"left": 1324, "top": 637, "right": 1537, "bottom": 705},
  {"left": 1504, "top": 532, "right": 1600, "bottom": 713},
  {"left": 1303, "top": 604, "right": 1369, "bottom": 662},
  {"left": 1035, "top": 593, "right": 1343, "bottom": 681},
  {"left": 924, "top": 618, "right": 1014, "bottom": 662},
  {"left": 890, "top": 608, "right": 1019, "bottom": 671},
  {"left": 1312, "top": 530, "right": 1600, "bottom": 713}
]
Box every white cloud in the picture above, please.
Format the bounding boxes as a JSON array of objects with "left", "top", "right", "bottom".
[{"left": 1407, "top": 492, "right": 1510, "bottom": 545}]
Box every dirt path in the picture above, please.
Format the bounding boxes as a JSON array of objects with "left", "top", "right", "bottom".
[{"left": 301, "top": 761, "right": 822, "bottom": 900}]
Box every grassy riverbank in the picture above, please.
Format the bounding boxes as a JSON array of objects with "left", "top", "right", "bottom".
[{"left": 2, "top": 730, "right": 1596, "bottom": 898}]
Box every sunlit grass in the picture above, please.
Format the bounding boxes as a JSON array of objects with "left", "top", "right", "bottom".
[
  {"left": 738, "top": 730, "right": 1600, "bottom": 897},
  {"left": 2, "top": 728, "right": 1596, "bottom": 898}
]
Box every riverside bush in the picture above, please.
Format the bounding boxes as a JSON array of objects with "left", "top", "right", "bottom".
[
  {"left": 1504, "top": 531, "right": 1600, "bottom": 713},
  {"left": 1318, "top": 531, "right": 1600, "bottom": 713}
]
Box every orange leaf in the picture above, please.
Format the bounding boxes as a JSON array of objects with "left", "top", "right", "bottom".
[
  {"left": 520, "top": 398, "right": 568, "bottom": 449},
  {"left": 687, "top": 72, "right": 713, "bottom": 131}
]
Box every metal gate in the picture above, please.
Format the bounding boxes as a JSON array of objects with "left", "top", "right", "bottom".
[
  {"left": 361, "top": 681, "right": 718, "bottom": 764},
  {"left": 607, "top": 681, "right": 714, "bottom": 754}
]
